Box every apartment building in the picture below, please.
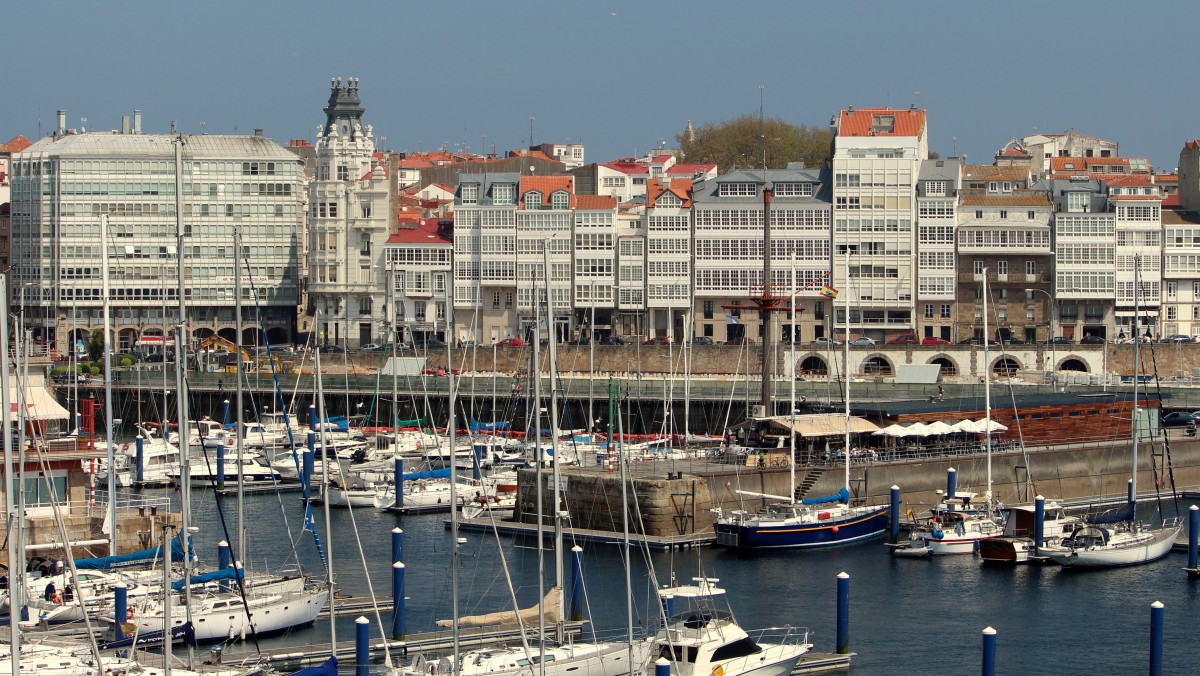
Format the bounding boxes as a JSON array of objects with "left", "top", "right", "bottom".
[
  {"left": 10, "top": 111, "right": 304, "bottom": 354},
  {"left": 306, "top": 77, "right": 394, "bottom": 349},
  {"left": 644, "top": 179, "right": 691, "bottom": 339},
  {"left": 1022, "top": 131, "right": 1119, "bottom": 180},
  {"left": 830, "top": 107, "right": 926, "bottom": 340},
  {"left": 914, "top": 157, "right": 962, "bottom": 341},
  {"left": 384, "top": 217, "right": 452, "bottom": 344}
]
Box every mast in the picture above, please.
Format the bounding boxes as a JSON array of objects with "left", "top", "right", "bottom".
[
  {"left": 100, "top": 214, "right": 117, "bottom": 555},
  {"left": 982, "top": 269, "right": 992, "bottom": 510},
  {"left": 760, "top": 180, "right": 774, "bottom": 414},
  {"left": 1, "top": 274, "right": 20, "bottom": 672},
  {"left": 162, "top": 524, "right": 174, "bottom": 676},
  {"left": 1131, "top": 256, "right": 1141, "bottom": 499},
  {"left": 789, "top": 255, "right": 797, "bottom": 503},
  {"left": 588, "top": 279, "right": 595, "bottom": 436},
  {"left": 615, "top": 381, "right": 633, "bottom": 668},
  {"left": 446, "top": 287, "right": 461, "bottom": 668},
  {"left": 172, "top": 137, "right": 195, "bottom": 659},
  {"left": 314, "top": 319, "right": 335, "bottom": 648},
  {"left": 532, "top": 286, "right": 545, "bottom": 671},
  {"left": 542, "top": 242, "right": 565, "bottom": 644},
  {"left": 842, "top": 249, "right": 854, "bottom": 492},
  {"left": 235, "top": 228, "right": 245, "bottom": 559}
]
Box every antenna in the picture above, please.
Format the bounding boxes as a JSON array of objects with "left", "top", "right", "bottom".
[
  {"left": 529, "top": 116, "right": 535, "bottom": 149},
  {"left": 759, "top": 85, "right": 766, "bottom": 172}
]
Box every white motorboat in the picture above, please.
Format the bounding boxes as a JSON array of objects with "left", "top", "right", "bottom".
[
  {"left": 170, "top": 454, "right": 282, "bottom": 487},
  {"left": 649, "top": 577, "right": 810, "bottom": 676},
  {"left": 978, "top": 500, "right": 1082, "bottom": 563},
  {"left": 890, "top": 493, "right": 1002, "bottom": 557}
]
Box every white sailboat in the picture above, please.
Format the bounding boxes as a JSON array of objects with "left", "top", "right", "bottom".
[{"left": 1040, "top": 259, "right": 1182, "bottom": 567}]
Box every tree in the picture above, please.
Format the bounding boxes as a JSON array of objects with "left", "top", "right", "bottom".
[
  {"left": 677, "top": 115, "right": 831, "bottom": 172},
  {"left": 87, "top": 329, "right": 105, "bottom": 362}
]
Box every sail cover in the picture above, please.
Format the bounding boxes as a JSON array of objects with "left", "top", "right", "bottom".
[
  {"left": 801, "top": 486, "right": 851, "bottom": 505},
  {"left": 470, "top": 419, "right": 510, "bottom": 432},
  {"left": 1086, "top": 502, "right": 1135, "bottom": 524},
  {"left": 436, "top": 586, "right": 562, "bottom": 628},
  {"left": 286, "top": 657, "right": 338, "bottom": 676},
  {"left": 75, "top": 536, "right": 189, "bottom": 570}
]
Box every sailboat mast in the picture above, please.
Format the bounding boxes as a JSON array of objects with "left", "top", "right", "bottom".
[
  {"left": 843, "top": 249, "right": 851, "bottom": 493},
  {"left": 1, "top": 274, "right": 20, "bottom": 672},
  {"left": 615, "top": 383, "right": 633, "bottom": 667},
  {"left": 532, "top": 286, "right": 545, "bottom": 670},
  {"left": 445, "top": 287, "right": 461, "bottom": 667},
  {"left": 100, "top": 214, "right": 117, "bottom": 555},
  {"left": 543, "top": 242, "right": 565, "bottom": 644},
  {"left": 1131, "top": 256, "right": 1141, "bottom": 498},
  {"left": 235, "top": 228, "right": 245, "bottom": 560},
  {"left": 172, "top": 136, "right": 194, "bottom": 625},
  {"left": 760, "top": 180, "right": 774, "bottom": 414},
  {"left": 982, "top": 270, "right": 992, "bottom": 509},
  {"left": 789, "top": 255, "right": 797, "bottom": 503},
  {"left": 314, "top": 321, "right": 336, "bottom": 648}
]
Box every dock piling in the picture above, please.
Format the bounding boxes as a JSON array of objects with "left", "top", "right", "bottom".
[
  {"left": 217, "top": 441, "right": 226, "bottom": 490},
  {"left": 946, "top": 467, "right": 957, "bottom": 500},
  {"left": 392, "top": 562, "right": 405, "bottom": 640},
  {"left": 570, "top": 546, "right": 584, "bottom": 622},
  {"left": 304, "top": 433, "right": 315, "bottom": 496},
  {"left": 394, "top": 457, "right": 404, "bottom": 508},
  {"left": 392, "top": 527, "right": 403, "bottom": 564},
  {"left": 113, "top": 583, "right": 127, "bottom": 641},
  {"left": 836, "top": 572, "right": 849, "bottom": 655},
  {"left": 981, "top": 626, "right": 996, "bottom": 676},
  {"left": 1188, "top": 506, "right": 1199, "bottom": 577},
  {"left": 218, "top": 540, "right": 231, "bottom": 591},
  {"left": 654, "top": 657, "right": 670, "bottom": 676},
  {"left": 1033, "top": 496, "right": 1045, "bottom": 557},
  {"left": 355, "top": 616, "right": 370, "bottom": 676},
  {"left": 135, "top": 437, "right": 144, "bottom": 484},
  {"left": 889, "top": 486, "right": 900, "bottom": 543},
  {"left": 1150, "top": 601, "right": 1163, "bottom": 676}
]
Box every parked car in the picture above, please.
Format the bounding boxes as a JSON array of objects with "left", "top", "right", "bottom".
[
  {"left": 317, "top": 344, "right": 345, "bottom": 353},
  {"left": 496, "top": 337, "right": 526, "bottom": 347},
  {"left": 1046, "top": 336, "right": 1074, "bottom": 345},
  {"left": 359, "top": 343, "right": 385, "bottom": 352},
  {"left": 813, "top": 336, "right": 840, "bottom": 347},
  {"left": 1079, "top": 335, "right": 1106, "bottom": 345},
  {"left": 643, "top": 336, "right": 671, "bottom": 345},
  {"left": 958, "top": 337, "right": 1000, "bottom": 346},
  {"left": 1162, "top": 334, "right": 1192, "bottom": 343},
  {"left": 726, "top": 337, "right": 753, "bottom": 346},
  {"left": 921, "top": 337, "right": 951, "bottom": 346},
  {"left": 849, "top": 336, "right": 876, "bottom": 347},
  {"left": 692, "top": 336, "right": 714, "bottom": 345},
  {"left": 1161, "top": 411, "right": 1197, "bottom": 427},
  {"left": 886, "top": 333, "right": 919, "bottom": 345}
]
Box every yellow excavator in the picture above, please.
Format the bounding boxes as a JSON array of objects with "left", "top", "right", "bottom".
[{"left": 196, "top": 335, "right": 252, "bottom": 363}]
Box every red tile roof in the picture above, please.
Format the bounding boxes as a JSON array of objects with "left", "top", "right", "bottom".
[
  {"left": 389, "top": 218, "right": 451, "bottom": 245},
  {"left": 288, "top": 139, "right": 312, "bottom": 148},
  {"left": 1, "top": 135, "right": 32, "bottom": 153},
  {"left": 602, "top": 160, "right": 649, "bottom": 175},
  {"left": 838, "top": 107, "right": 925, "bottom": 137},
  {"left": 1000, "top": 147, "right": 1027, "bottom": 156},
  {"left": 1105, "top": 175, "right": 1153, "bottom": 187},
  {"left": 647, "top": 178, "right": 693, "bottom": 208},
  {"left": 1162, "top": 194, "right": 1181, "bottom": 208},
  {"left": 519, "top": 176, "right": 574, "bottom": 209},
  {"left": 574, "top": 195, "right": 618, "bottom": 210},
  {"left": 666, "top": 163, "right": 716, "bottom": 176},
  {"left": 1108, "top": 194, "right": 1162, "bottom": 201},
  {"left": 652, "top": 154, "right": 673, "bottom": 164}
]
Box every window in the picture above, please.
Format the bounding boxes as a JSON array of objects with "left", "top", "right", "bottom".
[
  {"left": 359, "top": 297, "right": 372, "bottom": 314},
  {"left": 337, "top": 165, "right": 349, "bottom": 181},
  {"left": 703, "top": 324, "right": 713, "bottom": 337},
  {"left": 703, "top": 301, "right": 714, "bottom": 319},
  {"left": 505, "top": 292, "right": 513, "bottom": 308},
  {"left": 361, "top": 203, "right": 373, "bottom": 219},
  {"left": 999, "top": 210, "right": 1008, "bottom": 219},
  {"left": 550, "top": 191, "right": 570, "bottom": 210},
  {"left": 492, "top": 292, "right": 500, "bottom": 309},
  {"left": 524, "top": 190, "right": 542, "bottom": 209},
  {"left": 1167, "top": 306, "right": 1177, "bottom": 320},
  {"left": 924, "top": 304, "right": 934, "bottom": 318},
  {"left": 975, "top": 210, "right": 983, "bottom": 219},
  {"left": 1066, "top": 192, "right": 1090, "bottom": 212},
  {"left": 925, "top": 181, "right": 946, "bottom": 197},
  {"left": 774, "top": 182, "right": 813, "bottom": 197},
  {"left": 461, "top": 184, "right": 479, "bottom": 204},
  {"left": 1167, "top": 281, "right": 1178, "bottom": 300},
  {"left": 492, "top": 183, "right": 514, "bottom": 205},
  {"left": 996, "top": 261, "right": 1008, "bottom": 275},
  {"left": 1027, "top": 211, "right": 1036, "bottom": 220},
  {"left": 718, "top": 182, "right": 757, "bottom": 197},
  {"left": 941, "top": 304, "right": 951, "bottom": 318},
  {"left": 1026, "top": 261, "right": 1036, "bottom": 275},
  {"left": 973, "top": 261, "right": 985, "bottom": 275}
]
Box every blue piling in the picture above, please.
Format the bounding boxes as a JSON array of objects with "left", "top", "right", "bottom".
[
  {"left": 1150, "top": 601, "right": 1163, "bottom": 676},
  {"left": 218, "top": 540, "right": 232, "bottom": 591},
  {"left": 355, "top": 616, "right": 370, "bottom": 676},
  {"left": 134, "top": 437, "right": 144, "bottom": 484},
  {"left": 310, "top": 404, "right": 318, "bottom": 430},
  {"left": 654, "top": 658, "right": 670, "bottom": 676},
  {"left": 570, "top": 546, "right": 584, "bottom": 622},
  {"left": 113, "top": 584, "right": 127, "bottom": 641},
  {"left": 392, "top": 527, "right": 404, "bottom": 564},
  {"left": 1127, "top": 478, "right": 1134, "bottom": 507},
  {"left": 1034, "top": 495, "right": 1046, "bottom": 556},
  {"left": 836, "top": 572, "right": 850, "bottom": 655},
  {"left": 889, "top": 486, "right": 901, "bottom": 543},
  {"left": 946, "top": 467, "right": 957, "bottom": 500},
  {"left": 394, "top": 457, "right": 404, "bottom": 508},
  {"left": 303, "top": 433, "right": 315, "bottom": 496},
  {"left": 392, "top": 562, "right": 406, "bottom": 640},
  {"left": 222, "top": 399, "right": 231, "bottom": 426},
  {"left": 1189, "top": 505, "right": 1199, "bottom": 575},
  {"left": 216, "top": 442, "right": 226, "bottom": 490},
  {"left": 981, "top": 626, "right": 997, "bottom": 676}
]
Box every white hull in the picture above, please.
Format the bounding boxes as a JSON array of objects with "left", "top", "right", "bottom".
[
  {"left": 1042, "top": 523, "right": 1181, "bottom": 568},
  {"left": 128, "top": 587, "right": 328, "bottom": 642},
  {"left": 440, "top": 640, "right": 652, "bottom": 676}
]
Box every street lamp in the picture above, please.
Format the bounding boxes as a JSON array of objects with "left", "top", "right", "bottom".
[{"left": 1026, "top": 287, "right": 1055, "bottom": 381}]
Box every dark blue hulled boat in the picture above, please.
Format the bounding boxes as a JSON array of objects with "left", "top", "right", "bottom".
[{"left": 715, "top": 487, "right": 891, "bottom": 549}]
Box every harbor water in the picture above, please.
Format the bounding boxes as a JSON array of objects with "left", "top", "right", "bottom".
[{"left": 161, "top": 486, "right": 1200, "bottom": 674}]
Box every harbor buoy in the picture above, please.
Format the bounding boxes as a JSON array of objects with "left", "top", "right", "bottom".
[{"left": 831, "top": 526, "right": 839, "bottom": 535}]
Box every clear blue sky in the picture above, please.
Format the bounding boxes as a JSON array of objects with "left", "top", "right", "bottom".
[{"left": 6, "top": 1, "right": 1198, "bottom": 171}]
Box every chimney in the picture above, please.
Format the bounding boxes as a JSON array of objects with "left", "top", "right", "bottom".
[
  {"left": 133, "top": 109, "right": 142, "bottom": 133},
  {"left": 56, "top": 110, "right": 66, "bottom": 137},
  {"left": 121, "top": 116, "right": 130, "bottom": 134}
]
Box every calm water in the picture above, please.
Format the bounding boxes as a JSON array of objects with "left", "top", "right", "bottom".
[{"left": 164, "top": 488, "right": 1200, "bottom": 675}]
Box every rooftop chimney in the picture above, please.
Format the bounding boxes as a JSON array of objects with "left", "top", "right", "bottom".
[
  {"left": 121, "top": 116, "right": 130, "bottom": 134},
  {"left": 56, "top": 110, "right": 66, "bottom": 137},
  {"left": 254, "top": 129, "right": 263, "bottom": 137},
  {"left": 133, "top": 110, "right": 142, "bottom": 133}
]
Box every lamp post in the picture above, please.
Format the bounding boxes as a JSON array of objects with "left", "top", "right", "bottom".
[{"left": 1027, "top": 287, "right": 1055, "bottom": 383}]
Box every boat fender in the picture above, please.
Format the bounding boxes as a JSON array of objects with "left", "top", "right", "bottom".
[
  {"left": 227, "top": 438, "right": 234, "bottom": 446},
  {"left": 123, "top": 442, "right": 131, "bottom": 451},
  {"left": 931, "top": 528, "right": 944, "bottom": 539},
  {"left": 906, "top": 508, "right": 914, "bottom": 520}
]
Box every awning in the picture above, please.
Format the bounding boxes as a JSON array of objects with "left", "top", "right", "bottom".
[
  {"left": 8, "top": 374, "right": 71, "bottom": 422},
  {"left": 761, "top": 413, "right": 879, "bottom": 438}
]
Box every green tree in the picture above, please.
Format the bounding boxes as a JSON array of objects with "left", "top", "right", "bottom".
[
  {"left": 87, "top": 329, "right": 105, "bottom": 362},
  {"left": 677, "top": 115, "right": 831, "bottom": 172}
]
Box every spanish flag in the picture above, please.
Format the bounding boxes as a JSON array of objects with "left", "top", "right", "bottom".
[{"left": 820, "top": 284, "right": 838, "bottom": 299}]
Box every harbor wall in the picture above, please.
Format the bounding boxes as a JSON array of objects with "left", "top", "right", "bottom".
[{"left": 523, "top": 435, "right": 1200, "bottom": 537}]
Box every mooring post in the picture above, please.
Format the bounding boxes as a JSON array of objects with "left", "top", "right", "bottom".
[
  {"left": 1150, "top": 601, "right": 1163, "bottom": 676},
  {"left": 836, "top": 572, "right": 850, "bottom": 655},
  {"left": 946, "top": 467, "right": 957, "bottom": 500},
  {"left": 134, "top": 437, "right": 144, "bottom": 483},
  {"left": 392, "top": 562, "right": 406, "bottom": 640},
  {"left": 355, "top": 616, "right": 370, "bottom": 676},
  {"left": 654, "top": 658, "right": 670, "bottom": 676},
  {"left": 216, "top": 441, "right": 226, "bottom": 490},
  {"left": 570, "top": 545, "right": 584, "bottom": 622},
  {"left": 217, "top": 540, "right": 231, "bottom": 591},
  {"left": 889, "top": 486, "right": 901, "bottom": 543},
  {"left": 113, "top": 584, "right": 127, "bottom": 641},
  {"left": 1188, "top": 505, "right": 1199, "bottom": 576},
  {"left": 394, "top": 457, "right": 404, "bottom": 508},
  {"left": 981, "top": 626, "right": 996, "bottom": 676},
  {"left": 392, "top": 527, "right": 403, "bottom": 565},
  {"left": 303, "top": 432, "right": 315, "bottom": 496},
  {"left": 1034, "top": 495, "right": 1045, "bottom": 557}
]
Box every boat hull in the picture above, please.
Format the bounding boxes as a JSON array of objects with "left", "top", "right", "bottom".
[
  {"left": 1042, "top": 525, "right": 1181, "bottom": 568},
  {"left": 715, "top": 505, "right": 890, "bottom": 549},
  {"left": 978, "top": 536, "right": 1033, "bottom": 563}
]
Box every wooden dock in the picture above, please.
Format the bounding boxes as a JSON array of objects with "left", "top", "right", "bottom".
[{"left": 450, "top": 513, "right": 714, "bottom": 550}]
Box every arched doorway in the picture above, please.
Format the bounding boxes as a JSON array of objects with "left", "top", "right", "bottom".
[
  {"left": 929, "top": 356, "right": 957, "bottom": 376},
  {"left": 798, "top": 355, "right": 828, "bottom": 376},
  {"left": 991, "top": 357, "right": 1021, "bottom": 376},
  {"left": 1060, "top": 358, "right": 1089, "bottom": 373},
  {"left": 862, "top": 355, "right": 893, "bottom": 375}
]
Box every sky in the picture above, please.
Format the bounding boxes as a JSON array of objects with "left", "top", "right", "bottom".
[{"left": 6, "top": 1, "right": 1199, "bottom": 172}]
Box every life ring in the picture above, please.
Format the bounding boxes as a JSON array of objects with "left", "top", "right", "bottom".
[{"left": 227, "top": 438, "right": 235, "bottom": 446}]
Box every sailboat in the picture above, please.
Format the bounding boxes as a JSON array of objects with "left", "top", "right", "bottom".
[
  {"left": 1039, "top": 259, "right": 1182, "bottom": 567},
  {"left": 713, "top": 249, "right": 890, "bottom": 548},
  {"left": 890, "top": 269, "right": 1003, "bottom": 557}
]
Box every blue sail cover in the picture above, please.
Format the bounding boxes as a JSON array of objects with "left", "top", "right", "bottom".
[
  {"left": 470, "top": 419, "right": 510, "bottom": 432},
  {"left": 170, "top": 567, "right": 243, "bottom": 591},
  {"left": 287, "top": 657, "right": 338, "bottom": 676},
  {"left": 402, "top": 468, "right": 451, "bottom": 481},
  {"left": 1086, "top": 502, "right": 1136, "bottom": 524},
  {"left": 75, "top": 536, "right": 190, "bottom": 570},
  {"left": 801, "top": 487, "right": 851, "bottom": 506}
]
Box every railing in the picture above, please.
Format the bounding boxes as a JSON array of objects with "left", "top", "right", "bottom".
[
  {"left": 91, "top": 491, "right": 174, "bottom": 513},
  {"left": 746, "top": 625, "right": 811, "bottom": 647}
]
